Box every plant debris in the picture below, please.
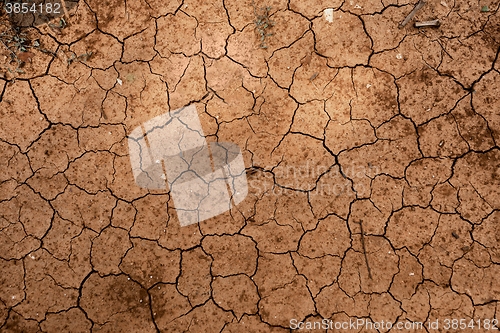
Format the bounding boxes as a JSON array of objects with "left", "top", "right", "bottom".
[
  {"left": 414, "top": 19, "right": 441, "bottom": 28},
  {"left": 67, "top": 51, "right": 94, "bottom": 65},
  {"left": 253, "top": 2, "right": 275, "bottom": 49},
  {"left": 399, "top": 0, "right": 426, "bottom": 28}
]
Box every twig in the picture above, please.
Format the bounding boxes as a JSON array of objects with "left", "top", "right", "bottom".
[
  {"left": 399, "top": 0, "right": 426, "bottom": 28},
  {"left": 414, "top": 19, "right": 441, "bottom": 28},
  {"left": 358, "top": 220, "right": 373, "bottom": 279}
]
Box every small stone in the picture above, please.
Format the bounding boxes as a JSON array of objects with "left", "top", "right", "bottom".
[{"left": 324, "top": 8, "right": 334, "bottom": 23}]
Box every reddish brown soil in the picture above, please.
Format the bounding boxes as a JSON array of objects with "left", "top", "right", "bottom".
[{"left": 0, "top": 0, "right": 500, "bottom": 332}]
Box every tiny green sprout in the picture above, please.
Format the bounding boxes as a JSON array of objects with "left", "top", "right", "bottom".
[{"left": 481, "top": 5, "right": 489, "bottom": 12}]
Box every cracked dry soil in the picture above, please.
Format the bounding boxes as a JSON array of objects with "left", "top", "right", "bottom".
[{"left": 0, "top": 0, "right": 500, "bottom": 332}]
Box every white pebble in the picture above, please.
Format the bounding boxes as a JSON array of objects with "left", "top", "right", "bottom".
[{"left": 324, "top": 8, "right": 334, "bottom": 22}]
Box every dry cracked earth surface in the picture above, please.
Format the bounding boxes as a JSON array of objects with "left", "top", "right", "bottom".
[{"left": 0, "top": 0, "right": 500, "bottom": 332}]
